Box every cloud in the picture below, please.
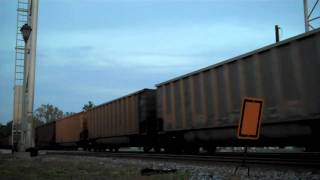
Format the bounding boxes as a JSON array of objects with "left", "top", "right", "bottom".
[
  {"left": 37, "top": 21, "right": 275, "bottom": 71},
  {"left": 56, "top": 46, "right": 95, "bottom": 58}
]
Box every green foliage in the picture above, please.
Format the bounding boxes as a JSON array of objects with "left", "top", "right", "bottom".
[
  {"left": 0, "top": 103, "right": 72, "bottom": 135},
  {"left": 0, "top": 121, "right": 12, "bottom": 138},
  {"left": 33, "top": 104, "right": 64, "bottom": 123},
  {"left": 82, "top": 101, "right": 95, "bottom": 111},
  {"left": 64, "top": 112, "right": 75, "bottom": 117}
]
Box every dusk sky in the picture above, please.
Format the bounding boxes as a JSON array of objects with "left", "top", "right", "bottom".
[{"left": 0, "top": 0, "right": 316, "bottom": 124}]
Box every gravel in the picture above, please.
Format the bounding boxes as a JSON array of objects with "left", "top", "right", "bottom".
[
  {"left": 1, "top": 151, "right": 319, "bottom": 179},
  {"left": 61, "top": 155, "right": 320, "bottom": 180}
]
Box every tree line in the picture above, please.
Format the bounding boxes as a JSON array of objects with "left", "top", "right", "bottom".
[{"left": 0, "top": 101, "right": 95, "bottom": 138}]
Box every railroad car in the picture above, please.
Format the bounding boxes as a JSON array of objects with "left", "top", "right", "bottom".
[
  {"left": 0, "top": 135, "right": 12, "bottom": 149},
  {"left": 34, "top": 28, "right": 320, "bottom": 153},
  {"left": 35, "top": 121, "right": 56, "bottom": 149},
  {"left": 55, "top": 112, "right": 84, "bottom": 149},
  {"left": 156, "top": 28, "right": 320, "bottom": 152},
  {"left": 85, "top": 89, "right": 159, "bottom": 151}
]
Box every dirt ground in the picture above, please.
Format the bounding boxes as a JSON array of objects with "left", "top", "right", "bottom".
[
  {"left": 1, "top": 151, "right": 319, "bottom": 180},
  {"left": 0, "top": 154, "right": 186, "bottom": 180}
]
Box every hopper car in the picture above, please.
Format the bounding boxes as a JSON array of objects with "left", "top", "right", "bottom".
[{"left": 31, "top": 28, "right": 320, "bottom": 152}]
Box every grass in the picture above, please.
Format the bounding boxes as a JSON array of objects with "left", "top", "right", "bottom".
[{"left": 0, "top": 154, "right": 188, "bottom": 180}]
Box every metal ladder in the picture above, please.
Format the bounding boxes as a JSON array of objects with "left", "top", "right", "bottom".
[
  {"left": 15, "top": 0, "right": 29, "bottom": 85},
  {"left": 12, "top": 0, "right": 30, "bottom": 150}
]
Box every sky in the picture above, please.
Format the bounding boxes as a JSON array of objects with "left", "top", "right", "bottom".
[{"left": 0, "top": 0, "right": 318, "bottom": 124}]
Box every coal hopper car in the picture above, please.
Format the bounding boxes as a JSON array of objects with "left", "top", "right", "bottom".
[
  {"left": 35, "top": 121, "right": 56, "bottom": 149},
  {"left": 86, "top": 89, "right": 159, "bottom": 151},
  {"left": 55, "top": 112, "right": 84, "bottom": 149},
  {"left": 156, "top": 28, "right": 320, "bottom": 152},
  {"left": 0, "top": 135, "right": 12, "bottom": 149}
]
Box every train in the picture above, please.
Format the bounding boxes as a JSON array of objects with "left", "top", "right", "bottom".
[
  {"left": 2, "top": 28, "right": 320, "bottom": 153},
  {"left": 0, "top": 135, "right": 12, "bottom": 149}
]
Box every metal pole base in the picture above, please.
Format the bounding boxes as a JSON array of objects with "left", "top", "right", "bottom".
[
  {"left": 233, "top": 147, "right": 250, "bottom": 177},
  {"left": 26, "top": 147, "right": 38, "bottom": 157},
  {"left": 13, "top": 152, "right": 32, "bottom": 160},
  {"left": 12, "top": 147, "right": 38, "bottom": 158}
]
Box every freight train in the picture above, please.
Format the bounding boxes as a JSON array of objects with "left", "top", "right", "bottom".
[
  {"left": 2, "top": 28, "right": 320, "bottom": 153},
  {"left": 0, "top": 136, "right": 12, "bottom": 149}
]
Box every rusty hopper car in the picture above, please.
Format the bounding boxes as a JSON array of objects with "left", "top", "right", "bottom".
[
  {"left": 86, "top": 89, "right": 158, "bottom": 151},
  {"left": 35, "top": 121, "right": 56, "bottom": 149},
  {"left": 55, "top": 112, "right": 84, "bottom": 148},
  {"left": 0, "top": 135, "right": 12, "bottom": 149},
  {"left": 156, "top": 28, "right": 320, "bottom": 152}
]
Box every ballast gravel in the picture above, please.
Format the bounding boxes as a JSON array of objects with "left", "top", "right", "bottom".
[
  {"left": 61, "top": 155, "right": 320, "bottom": 180},
  {"left": 1, "top": 151, "right": 319, "bottom": 180}
]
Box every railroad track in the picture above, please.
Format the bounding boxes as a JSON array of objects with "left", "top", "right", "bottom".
[{"left": 45, "top": 150, "right": 320, "bottom": 168}]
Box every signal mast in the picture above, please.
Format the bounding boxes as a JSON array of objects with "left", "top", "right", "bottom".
[{"left": 12, "top": 0, "right": 39, "bottom": 154}]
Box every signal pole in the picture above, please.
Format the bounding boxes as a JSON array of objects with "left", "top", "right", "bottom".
[
  {"left": 12, "top": 0, "right": 39, "bottom": 155},
  {"left": 24, "top": 0, "right": 39, "bottom": 153}
]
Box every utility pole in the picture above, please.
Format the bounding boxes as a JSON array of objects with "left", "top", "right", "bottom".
[
  {"left": 24, "top": 0, "right": 38, "bottom": 153},
  {"left": 12, "top": 0, "right": 39, "bottom": 156}
]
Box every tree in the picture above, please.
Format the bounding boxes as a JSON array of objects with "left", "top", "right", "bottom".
[
  {"left": 0, "top": 121, "right": 12, "bottom": 138},
  {"left": 82, "top": 101, "right": 95, "bottom": 111},
  {"left": 64, "top": 112, "right": 75, "bottom": 117},
  {"left": 33, "top": 104, "right": 64, "bottom": 123}
]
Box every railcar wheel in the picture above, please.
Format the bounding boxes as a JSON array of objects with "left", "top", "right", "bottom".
[
  {"left": 165, "top": 146, "right": 182, "bottom": 154},
  {"left": 185, "top": 146, "right": 199, "bottom": 154},
  {"left": 154, "top": 147, "right": 161, "bottom": 153},
  {"left": 114, "top": 147, "right": 119, "bottom": 152},
  {"left": 206, "top": 146, "right": 217, "bottom": 154},
  {"left": 305, "top": 145, "right": 320, "bottom": 152},
  {"left": 143, "top": 146, "right": 151, "bottom": 153}
]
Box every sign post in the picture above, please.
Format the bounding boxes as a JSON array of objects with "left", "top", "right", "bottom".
[{"left": 234, "top": 97, "right": 264, "bottom": 176}]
